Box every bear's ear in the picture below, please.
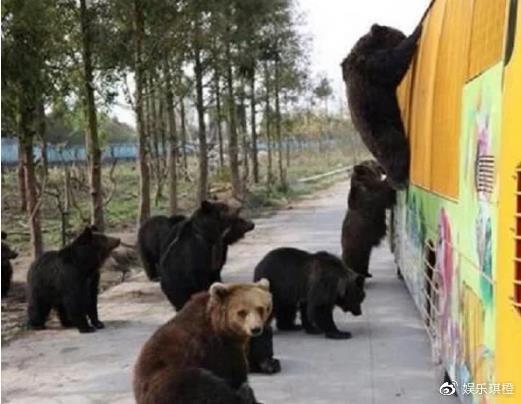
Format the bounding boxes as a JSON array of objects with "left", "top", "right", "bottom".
[
  {"left": 370, "top": 24, "right": 383, "bottom": 35},
  {"left": 209, "top": 282, "right": 230, "bottom": 300},
  {"left": 77, "top": 226, "right": 93, "bottom": 243},
  {"left": 256, "top": 278, "right": 270, "bottom": 291},
  {"left": 90, "top": 225, "right": 99, "bottom": 233}
]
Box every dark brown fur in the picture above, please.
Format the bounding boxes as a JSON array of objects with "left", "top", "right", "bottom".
[
  {"left": 341, "top": 24, "right": 422, "bottom": 189},
  {"left": 134, "top": 282, "right": 270, "bottom": 404},
  {"left": 341, "top": 161, "right": 395, "bottom": 278}
]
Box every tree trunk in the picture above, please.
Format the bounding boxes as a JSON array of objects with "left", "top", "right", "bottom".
[
  {"left": 214, "top": 72, "right": 224, "bottom": 169},
  {"left": 225, "top": 40, "right": 241, "bottom": 198},
  {"left": 37, "top": 98, "right": 48, "bottom": 176},
  {"left": 250, "top": 70, "right": 259, "bottom": 183},
  {"left": 239, "top": 88, "right": 249, "bottom": 185},
  {"left": 164, "top": 60, "right": 178, "bottom": 214},
  {"left": 80, "top": 0, "right": 104, "bottom": 231},
  {"left": 17, "top": 141, "right": 27, "bottom": 212},
  {"left": 158, "top": 85, "right": 166, "bottom": 172},
  {"left": 264, "top": 62, "right": 273, "bottom": 187},
  {"left": 150, "top": 75, "right": 163, "bottom": 206},
  {"left": 134, "top": 0, "right": 150, "bottom": 224},
  {"left": 194, "top": 46, "right": 208, "bottom": 203},
  {"left": 19, "top": 104, "right": 43, "bottom": 259},
  {"left": 180, "top": 95, "right": 188, "bottom": 176},
  {"left": 79, "top": 0, "right": 103, "bottom": 228},
  {"left": 274, "top": 59, "right": 286, "bottom": 189}
]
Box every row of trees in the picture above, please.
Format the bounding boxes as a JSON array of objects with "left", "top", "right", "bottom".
[{"left": 2, "top": 0, "right": 335, "bottom": 258}]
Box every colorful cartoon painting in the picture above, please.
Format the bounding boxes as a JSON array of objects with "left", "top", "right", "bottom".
[{"left": 396, "top": 63, "right": 502, "bottom": 402}]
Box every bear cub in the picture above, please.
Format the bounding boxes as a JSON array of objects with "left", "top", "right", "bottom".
[
  {"left": 254, "top": 247, "right": 365, "bottom": 339},
  {"left": 341, "top": 23, "right": 422, "bottom": 189},
  {"left": 341, "top": 161, "right": 395, "bottom": 279},
  {"left": 2, "top": 231, "right": 18, "bottom": 298},
  {"left": 133, "top": 280, "right": 271, "bottom": 404},
  {"left": 27, "top": 226, "right": 120, "bottom": 333}
]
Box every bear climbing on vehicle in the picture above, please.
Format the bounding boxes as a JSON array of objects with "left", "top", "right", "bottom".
[
  {"left": 159, "top": 200, "right": 241, "bottom": 310},
  {"left": 137, "top": 214, "right": 185, "bottom": 281},
  {"left": 341, "top": 23, "right": 423, "bottom": 189},
  {"left": 1, "top": 231, "right": 18, "bottom": 298},
  {"left": 253, "top": 247, "right": 365, "bottom": 338},
  {"left": 26, "top": 226, "right": 120, "bottom": 333},
  {"left": 133, "top": 280, "right": 271, "bottom": 404},
  {"left": 341, "top": 160, "right": 396, "bottom": 279}
]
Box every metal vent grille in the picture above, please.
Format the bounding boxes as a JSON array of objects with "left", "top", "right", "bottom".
[{"left": 476, "top": 154, "right": 495, "bottom": 196}]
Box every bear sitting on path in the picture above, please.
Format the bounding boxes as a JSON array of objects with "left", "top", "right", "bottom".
[
  {"left": 253, "top": 247, "right": 365, "bottom": 338},
  {"left": 341, "top": 161, "right": 396, "bottom": 279},
  {"left": 341, "top": 23, "right": 422, "bottom": 189},
  {"left": 137, "top": 214, "right": 185, "bottom": 281},
  {"left": 159, "top": 200, "right": 241, "bottom": 310},
  {"left": 27, "top": 226, "right": 120, "bottom": 333},
  {"left": 133, "top": 280, "right": 271, "bottom": 404},
  {"left": 2, "top": 231, "right": 18, "bottom": 298}
]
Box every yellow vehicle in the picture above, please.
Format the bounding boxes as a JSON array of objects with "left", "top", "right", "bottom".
[{"left": 393, "top": 0, "right": 521, "bottom": 402}]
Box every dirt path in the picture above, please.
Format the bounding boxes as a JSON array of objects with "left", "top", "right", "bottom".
[{"left": 1, "top": 180, "right": 453, "bottom": 403}]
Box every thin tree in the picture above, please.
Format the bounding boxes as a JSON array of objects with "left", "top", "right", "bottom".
[
  {"left": 133, "top": 0, "right": 150, "bottom": 224},
  {"left": 79, "top": 0, "right": 104, "bottom": 230}
]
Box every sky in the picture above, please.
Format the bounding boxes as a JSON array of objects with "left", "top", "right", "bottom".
[
  {"left": 113, "top": 0, "right": 431, "bottom": 127},
  {"left": 297, "top": 0, "right": 431, "bottom": 110}
]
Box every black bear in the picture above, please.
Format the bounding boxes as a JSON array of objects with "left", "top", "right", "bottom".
[
  {"left": 137, "top": 214, "right": 185, "bottom": 281},
  {"left": 2, "top": 231, "right": 18, "bottom": 298},
  {"left": 218, "top": 215, "right": 255, "bottom": 276},
  {"left": 253, "top": 247, "right": 365, "bottom": 339},
  {"left": 26, "top": 226, "right": 120, "bottom": 333},
  {"left": 134, "top": 280, "right": 271, "bottom": 404},
  {"left": 137, "top": 212, "right": 254, "bottom": 282},
  {"left": 159, "top": 200, "right": 240, "bottom": 310},
  {"left": 341, "top": 23, "right": 422, "bottom": 189},
  {"left": 341, "top": 160, "right": 396, "bottom": 279}
]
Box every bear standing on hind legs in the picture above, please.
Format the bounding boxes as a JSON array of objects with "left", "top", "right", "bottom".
[
  {"left": 26, "top": 226, "right": 120, "bottom": 333},
  {"left": 133, "top": 280, "right": 271, "bottom": 404},
  {"left": 341, "top": 161, "right": 396, "bottom": 279},
  {"left": 341, "top": 23, "right": 423, "bottom": 189}
]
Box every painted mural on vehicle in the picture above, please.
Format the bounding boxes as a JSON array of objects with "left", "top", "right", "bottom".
[{"left": 394, "top": 64, "right": 503, "bottom": 403}]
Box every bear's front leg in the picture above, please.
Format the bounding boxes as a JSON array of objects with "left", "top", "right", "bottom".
[
  {"left": 87, "top": 272, "right": 104, "bottom": 329},
  {"left": 312, "top": 305, "right": 352, "bottom": 340},
  {"left": 63, "top": 288, "right": 95, "bottom": 333}
]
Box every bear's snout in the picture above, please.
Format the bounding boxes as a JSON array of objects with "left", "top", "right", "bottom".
[
  {"left": 351, "top": 307, "right": 362, "bottom": 316},
  {"left": 250, "top": 326, "right": 263, "bottom": 337}
]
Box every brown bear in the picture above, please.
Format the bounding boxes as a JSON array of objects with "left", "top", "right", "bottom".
[
  {"left": 133, "top": 280, "right": 271, "bottom": 404},
  {"left": 341, "top": 23, "right": 422, "bottom": 189},
  {"left": 341, "top": 161, "right": 396, "bottom": 279}
]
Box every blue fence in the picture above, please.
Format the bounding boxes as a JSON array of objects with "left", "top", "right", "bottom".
[
  {"left": 1, "top": 139, "right": 138, "bottom": 167},
  {"left": 1, "top": 136, "right": 341, "bottom": 167}
]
